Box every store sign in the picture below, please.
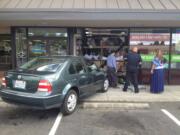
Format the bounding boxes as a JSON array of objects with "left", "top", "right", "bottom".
[
  {"left": 130, "top": 33, "right": 170, "bottom": 41},
  {"left": 171, "top": 55, "right": 180, "bottom": 62},
  {"left": 141, "top": 54, "right": 180, "bottom": 62},
  {"left": 140, "top": 54, "right": 154, "bottom": 62},
  {"left": 140, "top": 54, "right": 169, "bottom": 62}
]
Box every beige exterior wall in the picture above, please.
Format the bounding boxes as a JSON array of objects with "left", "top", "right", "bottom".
[{"left": 0, "top": 27, "right": 10, "bottom": 34}]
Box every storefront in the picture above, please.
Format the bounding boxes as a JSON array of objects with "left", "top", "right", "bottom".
[
  {"left": 78, "top": 28, "right": 180, "bottom": 84},
  {"left": 0, "top": 0, "right": 180, "bottom": 84}
]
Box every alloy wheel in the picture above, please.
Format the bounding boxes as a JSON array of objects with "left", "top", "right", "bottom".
[{"left": 67, "top": 93, "right": 77, "bottom": 112}]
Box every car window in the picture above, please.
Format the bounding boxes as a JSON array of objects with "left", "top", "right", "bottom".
[
  {"left": 75, "top": 62, "right": 86, "bottom": 74},
  {"left": 85, "top": 60, "right": 98, "bottom": 72},
  {"left": 20, "top": 57, "right": 65, "bottom": 73},
  {"left": 68, "top": 64, "right": 76, "bottom": 75}
]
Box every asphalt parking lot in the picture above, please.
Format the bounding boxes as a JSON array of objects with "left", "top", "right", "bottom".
[
  {"left": 0, "top": 106, "right": 59, "bottom": 135},
  {"left": 0, "top": 103, "right": 180, "bottom": 135}
]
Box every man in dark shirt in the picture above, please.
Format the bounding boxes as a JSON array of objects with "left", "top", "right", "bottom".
[{"left": 123, "top": 47, "right": 142, "bottom": 93}]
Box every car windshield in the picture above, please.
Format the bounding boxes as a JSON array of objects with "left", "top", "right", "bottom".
[{"left": 20, "top": 57, "right": 66, "bottom": 72}]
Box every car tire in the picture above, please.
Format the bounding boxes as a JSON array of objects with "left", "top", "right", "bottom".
[
  {"left": 62, "top": 89, "right": 78, "bottom": 115},
  {"left": 101, "top": 78, "right": 109, "bottom": 92}
]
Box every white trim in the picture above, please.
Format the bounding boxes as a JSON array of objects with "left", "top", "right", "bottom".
[
  {"left": 48, "top": 113, "right": 63, "bottom": 135},
  {"left": 161, "top": 109, "right": 180, "bottom": 126}
]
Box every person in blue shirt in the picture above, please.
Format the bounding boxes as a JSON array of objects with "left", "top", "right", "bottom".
[
  {"left": 123, "top": 47, "right": 142, "bottom": 93},
  {"left": 107, "top": 50, "right": 118, "bottom": 87}
]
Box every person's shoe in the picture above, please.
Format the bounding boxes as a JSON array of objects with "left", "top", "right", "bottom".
[
  {"left": 135, "top": 91, "right": 139, "bottom": 93},
  {"left": 112, "top": 84, "right": 118, "bottom": 88},
  {"left": 123, "top": 89, "right": 127, "bottom": 92}
]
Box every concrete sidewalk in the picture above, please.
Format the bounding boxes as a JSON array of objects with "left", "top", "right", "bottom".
[
  {"left": 0, "top": 85, "right": 180, "bottom": 109},
  {"left": 80, "top": 85, "right": 180, "bottom": 109}
]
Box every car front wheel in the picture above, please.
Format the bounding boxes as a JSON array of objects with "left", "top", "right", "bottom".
[
  {"left": 102, "top": 79, "right": 109, "bottom": 92},
  {"left": 62, "top": 90, "right": 78, "bottom": 115}
]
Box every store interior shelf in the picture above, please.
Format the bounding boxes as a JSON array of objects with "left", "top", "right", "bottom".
[
  {"left": 83, "top": 46, "right": 121, "bottom": 49},
  {"left": 85, "top": 59, "right": 124, "bottom": 62}
]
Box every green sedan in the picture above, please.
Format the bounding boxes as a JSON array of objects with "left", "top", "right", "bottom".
[{"left": 0, "top": 56, "right": 109, "bottom": 115}]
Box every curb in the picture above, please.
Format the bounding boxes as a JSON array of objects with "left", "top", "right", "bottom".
[
  {"left": 80, "top": 102, "right": 150, "bottom": 109},
  {"left": 0, "top": 102, "right": 12, "bottom": 108},
  {"left": 0, "top": 101, "right": 150, "bottom": 109},
  {"left": 80, "top": 99, "right": 180, "bottom": 103}
]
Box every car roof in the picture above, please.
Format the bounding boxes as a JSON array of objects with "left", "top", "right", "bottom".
[{"left": 38, "top": 55, "right": 82, "bottom": 60}]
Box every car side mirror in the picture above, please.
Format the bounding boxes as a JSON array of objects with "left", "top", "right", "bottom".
[{"left": 96, "top": 68, "right": 100, "bottom": 72}]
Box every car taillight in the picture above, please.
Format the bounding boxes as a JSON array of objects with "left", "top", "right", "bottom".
[
  {"left": 38, "top": 80, "right": 52, "bottom": 93},
  {"left": 1, "top": 77, "right": 6, "bottom": 87}
]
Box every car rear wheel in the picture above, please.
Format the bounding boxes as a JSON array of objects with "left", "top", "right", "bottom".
[
  {"left": 102, "top": 79, "right": 109, "bottom": 92},
  {"left": 62, "top": 90, "right": 78, "bottom": 115}
]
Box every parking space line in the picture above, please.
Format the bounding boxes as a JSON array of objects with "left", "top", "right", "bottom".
[
  {"left": 48, "top": 112, "right": 63, "bottom": 135},
  {"left": 161, "top": 109, "right": 180, "bottom": 127}
]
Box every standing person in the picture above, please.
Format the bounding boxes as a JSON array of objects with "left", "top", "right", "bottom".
[
  {"left": 107, "top": 50, "right": 117, "bottom": 88},
  {"left": 150, "top": 50, "right": 165, "bottom": 93},
  {"left": 123, "top": 47, "right": 142, "bottom": 93}
]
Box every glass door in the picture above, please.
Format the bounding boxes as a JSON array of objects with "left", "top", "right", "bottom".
[{"left": 14, "top": 27, "right": 68, "bottom": 67}]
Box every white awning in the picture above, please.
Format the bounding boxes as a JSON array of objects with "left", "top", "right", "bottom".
[
  {"left": 0, "top": 0, "right": 179, "bottom": 10},
  {"left": 0, "top": 0, "right": 180, "bottom": 27}
]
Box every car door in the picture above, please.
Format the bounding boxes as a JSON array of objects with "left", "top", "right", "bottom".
[
  {"left": 88, "top": 63, "right": 104, "bottom": 91},
  {"left": 74, "top": 60, "right": 92, "bottom": 94},
  {"left": 65, "top": 62, "right": 79, "bottom": 87}
]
